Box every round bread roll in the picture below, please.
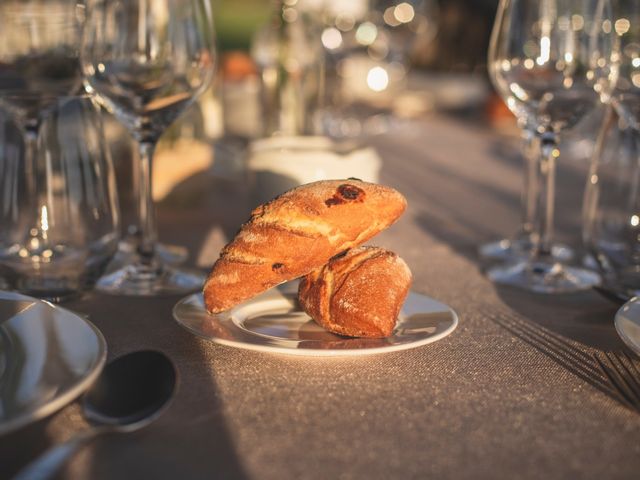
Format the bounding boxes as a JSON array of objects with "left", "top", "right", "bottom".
[
  {"left": 204, "top": 180, "right": 406, "bottom": 313},
  {"left": 298, "top": 246, "right": 412, "bottom": 338}
]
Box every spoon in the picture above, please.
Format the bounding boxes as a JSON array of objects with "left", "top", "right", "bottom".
[{"left": 14, "top": 350, "right": 177, "bottom": 480}]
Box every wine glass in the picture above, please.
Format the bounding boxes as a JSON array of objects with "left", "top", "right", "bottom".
[
  {"left": 0, "top": 1, "right": 82, "bottom": 115},
  {"left": 479, "top": 123, "right": 538, "bottom": 260},
  {"left": 81, "top": 0, "right": 216, "bottom": 295},
  {"left": 0, "top": 1, "right": 83, "bottom": 209},
  {"left": 486, "top": 0, "right": 613, "bottom": 293},
  {"left": 478, "top": 119, "right": 574, "bottom": 262},
  {"left": 373, "top": 0, "right": 439, "bottom": 64},
  {"left": 313, "top": 0, "right": 438, "bottom": 138},
  {"left": 251, "top": 0, "right": 323, "bottom": 137}
]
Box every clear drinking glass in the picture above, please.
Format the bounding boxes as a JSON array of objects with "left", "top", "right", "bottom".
[
  {"left": 583, "top": 1, "right": 640, "bottom": 298},
  {"left": 479, "top": 124, "right": 537, "bottom": 260},
  {"left": 81, "top": 0, "right": 216, "bottom": 295},
  {"left": 478, "top": 124, "right": 574, "bottom": 262},
  {"left": 486, "top": 0, "right": 613, "bottom": 293},
  {"left": 251, "top": 0, "right": 323, "bottom": 137},
  {"left": 606, "top": 1, "right": 640, "bottom": 130},
  {"left": 372, "top": 0, "right": 440, "bottom": 64},
  {"left": 583, "top": 107, "right": 640, "bottom": 298},
  {"left": 486, "top": 11, "right": 541, "bottom": 270},
  {"left": 0, "top": 1, "right": 83, "bottom": 115},
  {"left": 0, "top": 96, "right": 120, "bottom": 301},
  {"left": 0, "top": 1, "right": 84, "bottom": 213},
  {"left": 314, "top": 0, "right": 438, "bottom": 138}
]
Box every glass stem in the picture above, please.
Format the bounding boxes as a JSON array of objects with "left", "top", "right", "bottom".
[
  {"left": 583, "top": 106, "right": 615, "bottom": 248},
  {"left": 521, "top": 128, "right": 538, "bottom": 237},
  {"left": 533, "top": 129, "right": 559, "bottom": 262},
  {"left": 23, "top": 121, "right": 40, "bottom": 201},
  {"left": 135, "top": 141, "right": 158, "bottom": 263}
]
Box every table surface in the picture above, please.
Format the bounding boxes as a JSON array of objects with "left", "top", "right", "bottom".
[{"left": 2, "top": 113, "right": 639, "bottom": 480}]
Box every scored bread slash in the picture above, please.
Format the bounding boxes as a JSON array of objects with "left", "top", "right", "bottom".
[
  {"left": 203, "top": 179, "right": 407, "bottom": 313},
  {"left": 298, "top": 246, "right": 412, "bottom": 338}
]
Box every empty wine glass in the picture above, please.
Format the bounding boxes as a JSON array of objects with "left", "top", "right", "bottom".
[
  {"left": 81, "top": 0, "right": 216, "bottom": 295},
  {"left": 478, "top": 123, "right": 574, "bottom": 262},
  {"left": 486, "top": 0, "right": 613, "bottom": 293},
  {"left": 0, "top": 1, "right": 82, "bottom": 115},
  {"left": 485, "top": 3, "right": 542, "bottom": 264},
  {"left": 251, "top": 0, "right": 323, "bottom": 137},
  {"left": 0, "top": 1, "right": 84, "bottom": 216},
  {"left": 373, "top": 0, "right": 439, "bottom": 64},
  {"left": 314, "top": 0, "right": 438, "bottom": 138},
  {"left": 479, "top": 124, "right": 539, "bottom": 260}
]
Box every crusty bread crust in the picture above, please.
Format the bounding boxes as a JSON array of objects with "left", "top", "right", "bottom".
[
  {"left": 203, "top": 180, "right": 407, "bottom": 313},
  {"left": 298, "top": 246, "right": 412, "bottom": 338}
]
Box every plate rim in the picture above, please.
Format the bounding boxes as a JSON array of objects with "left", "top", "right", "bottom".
[
  {"left": 0, "top": 291, "right": 107, "bottom": 435},
  {"left": 173, "top": 290, "right": 458, "bottom": 357},
  {"left": 614, "top": 296, "right": 640, "bottom": 356}
]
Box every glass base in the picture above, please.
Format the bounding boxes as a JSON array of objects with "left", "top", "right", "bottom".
[
  {"left": 487, "top": 260, "right": 601, "bottom": 294},
  {"left": 117, "top": 240, "right": 188, "bottom": 265},
  {"left": 479, "top": 236, "right": 573, "bottom": 262},
  {"left": 96, "top": 262, "right": 205, "bottom": 296}
]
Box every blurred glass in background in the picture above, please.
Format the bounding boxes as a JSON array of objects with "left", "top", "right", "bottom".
[
  {"left": 251, "top": 0, "right": 323, "bottom": 137},
  {"left": 313, "top": 0, "right": 440, "bottom": 137},
  {"left": 211, "top": 0, "right": 500, "bottom": 142}
]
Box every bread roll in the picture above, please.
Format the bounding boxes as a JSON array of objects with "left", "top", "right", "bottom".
[
  {"left": 204, "top": 180, "right": 406, "bottom": 313},
  {"left": 298, "top": 246, "right": 412, "bottom": 338}
]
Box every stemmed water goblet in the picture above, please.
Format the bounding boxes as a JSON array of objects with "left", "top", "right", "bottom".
[
  {"left": 479, "top": 121, "right": 539, "bottom": 260},
  {"left": 486, "top": 0, "right": 613, "bottom": 293},
  {"left": 0, "top": 1, "right": 82, "bottom": 121},
  {"left": 484, "top": 0, "right": 547, "bottom": 263},
  {"left": 478, "top": 120, "right": 574, "bottom": 262},
  {"left": 0, "top": 1, "right": 83, "bottom": 207},
  {"left": 81, "top": 0, "right": 216, "bottom": 295}
]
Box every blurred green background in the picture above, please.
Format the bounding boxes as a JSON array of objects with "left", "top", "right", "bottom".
[
  {"left": 213, "top": 0, "right": 270, "bottom": 52},
  {"left": 212, "top": 0, "right": 498, "bottom": 73}
]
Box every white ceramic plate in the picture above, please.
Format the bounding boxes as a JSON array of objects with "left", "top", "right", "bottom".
[
  {"left": 615, "top": 297, "right": 640, "bottom": 355},
  {"left": 0, "top": 291, "right": 106, "bottom": 435},
  {"left": 173, "top": 282, "right": 458, "bottom": 356}
]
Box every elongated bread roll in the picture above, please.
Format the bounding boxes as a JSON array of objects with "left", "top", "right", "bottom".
[
  {"left": 298, "top": 246, "right": 411, "bottom": 338},
  {"left": 204, "top": 180, "right": 406, "bottom": 313}
]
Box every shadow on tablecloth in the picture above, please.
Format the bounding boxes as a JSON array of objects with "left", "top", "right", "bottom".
[
  {"left": 485, "top": 287, "right": 639, "bottom": 412},
  {"left": 0, "top": 283, "right": 252, "bottom": 478},
  {"left": 77, "top": 294, "right": 250, "bottom": 479}
]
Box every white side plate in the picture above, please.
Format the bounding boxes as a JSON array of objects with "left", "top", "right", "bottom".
[{"left": 173, "top": 282, "right": 458, "bottom": 356}]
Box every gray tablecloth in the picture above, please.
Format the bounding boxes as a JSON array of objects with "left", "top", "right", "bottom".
[{"left": 2, "top": 114, "right": 639, "bottom": 480}]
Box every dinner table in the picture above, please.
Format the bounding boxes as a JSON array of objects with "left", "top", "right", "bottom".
[{"left": 1, "top": 109, "right": 639, "bottom": 480}]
